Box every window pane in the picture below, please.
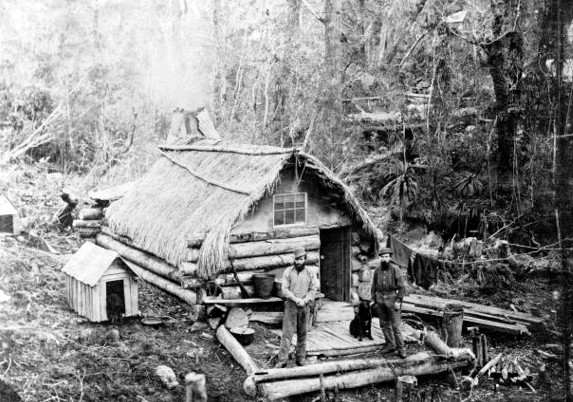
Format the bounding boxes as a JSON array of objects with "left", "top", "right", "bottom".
[
  {"left": 295, "top": 209, "right": 305, "bottom": 223},
  {"left": 284, "top": 194, "right": 296, "bottom": 202},
  {"left": 285, "top": 209, "right": 295, "bottom": 224},
  {"left": 295, "top": 201, "right": 305, "bottom": 209},
  {"left": 275, "top": 202, "right": 284, "bottom": 211},
  {"left": 285, "top": 200, "right": 295, "bottom": 209},
  {"left": 274, "top": 211, "right": 284, "bottom": 225},
  {"left": 296, "top": 193, "right": 305, "bottom": 202}
]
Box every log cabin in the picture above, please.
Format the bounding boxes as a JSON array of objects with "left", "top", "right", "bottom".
[
  {"left": 88, "top": 138, "right": 381, "bottom": 305},
  {"left": 62, "top": 242, "right": 139, "bottom": 322}
]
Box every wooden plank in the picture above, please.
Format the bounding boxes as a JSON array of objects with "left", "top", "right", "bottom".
[
  {"left": 404, "top": 294, "right": 545, "bottom": 325},
  {"left": 92, "top": 285, "right": 101, "bottom": 322},
  {"left": 130, "top": 277, "right": 139, "bottom": 317},
  {"left": 123, "top": 278, "right": 130, "bottom": 316},
  {"left": 202, "top": 296, "right": 283, "bottom": 305},
  {"left": 101, "top": 281, "right": 108, "bottom": 321},
  {"left": 87, "top": 283, "right": 92, "bottom": 321},
  {"left": 76, "top": 280, "right": 83, "bottom": 316},
  {"left": 402, "top": 304, "right": 529, "bottom": 335}
]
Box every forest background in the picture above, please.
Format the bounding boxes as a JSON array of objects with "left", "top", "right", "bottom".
[{"left": 0, "top": 0, "right": 572, "bottom": 398}]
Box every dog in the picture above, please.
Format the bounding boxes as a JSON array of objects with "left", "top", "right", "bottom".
[{"left": 349, "top": 300, "right": 373, "bottom": 341}]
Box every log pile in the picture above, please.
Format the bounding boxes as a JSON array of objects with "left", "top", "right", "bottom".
[
  {"left": 402, "top": 294, "right": 545, "bottom": 335},
  {"left": 73, "top": 206, "right": 105, "bottom": 240},
  {"left": 243, "top": 349, "right": 475, "bottom": 401}
]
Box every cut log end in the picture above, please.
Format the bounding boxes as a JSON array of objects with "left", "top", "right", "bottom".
[{"left": 243, "top": 375, "right": 257, "bottom": 398}]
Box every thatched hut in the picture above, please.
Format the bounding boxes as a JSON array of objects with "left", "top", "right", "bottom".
[{"left": 92, "top": 139, "right": 379, "bottom": 304}]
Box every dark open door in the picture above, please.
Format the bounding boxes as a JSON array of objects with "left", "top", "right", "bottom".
[
  {"left": 106, "top": 280, "right": 125, "bottom": 322},
  {"left": 319, "top": 227, "right": 351, "bottom": 301}
]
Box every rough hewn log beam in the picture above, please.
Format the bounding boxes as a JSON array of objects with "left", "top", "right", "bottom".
[
  {"left": 96, "top": 233, "right": 182, "bottom": 282},
  {"left": 255, "top": 350, "right": 474, "bottom": 400},
  {"left": 216, "top": 325, "right": 259, "bottom": 375}
]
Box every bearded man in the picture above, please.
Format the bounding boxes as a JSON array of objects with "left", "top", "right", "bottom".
[
  {"left": 371, "top": 247, "right": 406, "bottom": 358},
  {"left": 274, "top": 247, "right": 319, "bottom": 368}
]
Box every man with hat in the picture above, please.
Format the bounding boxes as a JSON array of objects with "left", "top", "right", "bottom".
[
  {"left": 275, "top": 247, "right": 319, "bottom": 368},
  {"left": 371, "top": 246, "right": 406, "bottom": 358}
]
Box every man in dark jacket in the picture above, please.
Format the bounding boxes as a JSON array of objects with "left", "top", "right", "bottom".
[{"left": 371, "top": 247, "right": 406, "bottom": 358}]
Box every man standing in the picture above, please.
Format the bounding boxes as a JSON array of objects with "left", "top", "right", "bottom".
[
  {"left": 275, "top": 247, "right": 319, "bottom": 368},
  {"left": 371, "top": 247, "right": 406, "bottom": 358}
]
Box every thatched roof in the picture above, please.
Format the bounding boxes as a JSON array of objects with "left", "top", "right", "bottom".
[{"left": 105, "top": 139, "right": 378, "bottom": 278}]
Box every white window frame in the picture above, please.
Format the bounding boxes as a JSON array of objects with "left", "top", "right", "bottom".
[{"left": 272, "top": 192, "right": 307, "bottom": 228}]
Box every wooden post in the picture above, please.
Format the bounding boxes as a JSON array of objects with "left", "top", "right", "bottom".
[
  {"left": 319, "top": 373, "right": 326, "bottom": 402},
  {"left": 395, "top": 375, "right": 417, "bottom": 402},
  {"left": 185, "top": 372, "right": 207, "bottom": 402},
  {"left": 472, "top": 333, "right": 484, "bottom": 368},
  {"left": 480, "top": 333, "right": 488, "bottom": 364},
  {"left": 441, "top": 303, "right": 464, "bottom": 347}
]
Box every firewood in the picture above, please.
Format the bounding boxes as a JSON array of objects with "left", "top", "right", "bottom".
[
  {"left": 79, "top": 208, "right": 103, "bottom": 221},
  {"left": 77, "top": 228, "right": 100, "bottom": 238},
  {"left": 475, "top": 353, "right": 503, "bottom": 378},
  {"left": 73, "top": 219, "right": 102, "bottom": 228}
]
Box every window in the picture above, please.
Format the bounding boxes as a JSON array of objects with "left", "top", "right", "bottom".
[{"left": 273, "top": 193, "right": 306, "bottom": 227}]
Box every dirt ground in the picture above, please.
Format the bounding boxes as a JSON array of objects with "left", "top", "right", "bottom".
[{"left": 0, "top": 228, "right": 569, "bottom": 402}]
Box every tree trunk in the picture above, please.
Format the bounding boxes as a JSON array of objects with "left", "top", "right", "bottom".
[
  {"left": 554, "top": 2, "right": 573, "bottom": 399},
  {"left": 483, "top": 1, "right": 523, "bottom": 204}
]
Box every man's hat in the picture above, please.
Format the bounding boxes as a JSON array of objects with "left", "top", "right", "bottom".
[
  {"left": 378, "top": 247, "right": 393, "bottom": 256},
  {"left": 293, "top": 247, "right": 307, "bottom": 258}
]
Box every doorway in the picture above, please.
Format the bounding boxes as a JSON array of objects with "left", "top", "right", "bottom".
[
  {"left": 105, "top": 280, "right": 125, "bottom": 321},
  {"left": 319, "top": 227, "right": 351, "bottom": 302}
]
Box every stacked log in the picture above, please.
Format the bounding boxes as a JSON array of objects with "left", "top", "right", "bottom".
[
  {"left": 243, "top": 349, "right": 475, "bottom": 400},
  {"left": 96, "top": 233, "right": 182, "bottom": 282},
  {"left": 73, "top": 206, "right": 104, "bottom": 239}
]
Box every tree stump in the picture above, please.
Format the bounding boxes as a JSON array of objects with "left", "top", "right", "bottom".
[
  {"left": 441, "top": 303, "right": 464, "bottom": 347},
  {"left": 185, "top": 372, "right": 207, "bottom": 402},
  {"left": 395, "top": 375, "right": 418, "bottom": 402}
]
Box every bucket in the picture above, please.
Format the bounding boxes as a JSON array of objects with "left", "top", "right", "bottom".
[{"left": 252, "top": 273, "right": 275, "bottom": 299}]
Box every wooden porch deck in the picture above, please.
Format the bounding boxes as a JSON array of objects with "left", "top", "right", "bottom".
[{"left": 271, "top": 299, "right": 420, "bottom": 357}]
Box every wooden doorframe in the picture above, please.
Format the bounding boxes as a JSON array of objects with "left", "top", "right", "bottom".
[{"left": 319, "top": 226, "right": 351, "bottom": 302}]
